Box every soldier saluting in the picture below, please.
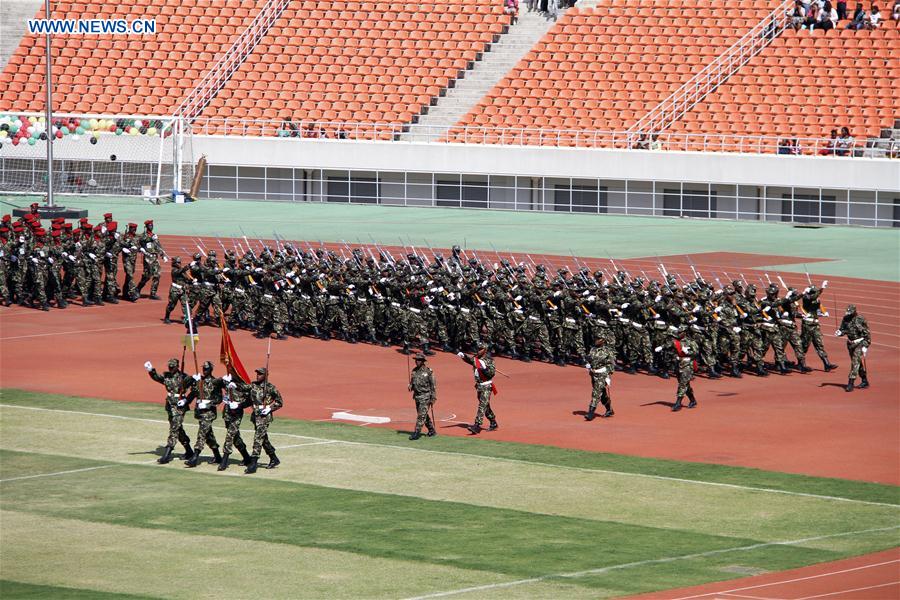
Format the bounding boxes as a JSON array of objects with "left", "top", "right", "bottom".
[
  {"left": 245, "top": 367, "right": 283, "bottom": 474},
  {"left": 835, "top": 304, "right": 870, "bottom": 392},
  {"left": 408, "top": 353, "right": 437, "bottom": 440},
  {"left": 145, "top": 357, "right": 195, "bottom": 464},
  {"left": 458, "top": 342, "right": 499, "bottom": 435}
]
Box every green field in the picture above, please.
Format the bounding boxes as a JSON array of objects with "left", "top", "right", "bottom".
[{"left": 1, "top": 390, "right": 897, "bottom": 599}]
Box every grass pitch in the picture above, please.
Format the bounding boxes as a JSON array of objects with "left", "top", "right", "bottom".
[{"left": 1, "top": 390, "right": 898, "bottom": 599}]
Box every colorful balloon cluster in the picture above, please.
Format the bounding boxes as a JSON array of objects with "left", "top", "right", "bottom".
[{"left": 0, "top": 114, "right": 170, "bottom": 147}]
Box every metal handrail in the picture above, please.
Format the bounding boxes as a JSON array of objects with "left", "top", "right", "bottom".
[
  {"left": 174, "top": 0, "right": 290, "bottom": 121},
  {"left": 628, "top": 0, "right": 794, "bottom": 138}
]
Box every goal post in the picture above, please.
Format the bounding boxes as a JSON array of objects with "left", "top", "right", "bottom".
[{"left": 0, "top": 112, "right": 183, "bottom": 201}]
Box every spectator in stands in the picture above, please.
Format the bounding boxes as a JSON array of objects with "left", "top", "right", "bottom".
[
  {"left": 634, "top": 133, "right": 650, "bottom": 149},
  {"left": 791, "top": 1, "right": 807, "bottom": 29},
  {"left": 302, "top": 124, "right": 317, "bottom": 139},
  {"left": 836, "top": 0, "right": 848, "bottom": 18},
  {"left": 504, "top": 0, "right": 519, "bottom": 24},
  {"left": 803, "top": 2, "right": 821, "bottom": 27},
  {"left": 846, "top": 2, "right": 867, "bottom": 27},
  {"left": 866, "top": 4, "right": 882, "bottom": 26},
  {"left": 817, "top": 1, "right": 838, "bottom": 30},
  {"left": 336, "top": 127, "right": 349, "bottom": 140},
  {"left": 836, "top": 127, "right": 854, "bottom": 156},
  {"left": 778, "top": 138, "right": 793, "bottom": 154},
  {"left": 820, "top": 129, "right": 839, "bottom": 155},
  {"left": 648, "top": 134, "right": 662, "bottom": 151},
  {"left": 892, "top": 0, "right": 899, "bottom": 20},
  {"left": 280, "top": 118, "right": 299, "bottom": 138}
]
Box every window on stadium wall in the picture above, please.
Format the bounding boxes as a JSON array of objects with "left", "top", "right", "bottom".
[
  {"left": 436, "top": 177, "right": 488, "bottom": 209},
  {"left": 327, "top": 176, "right": 379, "bottom": 204},
  {"left": 781, "top": 194, "right": 836, "bottom": 225},
  {"left": 893, "top": 198, "right": 900, "bottom": 228},
  {"left": 663, "top": 189, "right": 717, "bottom": 219},
  {"left": 554, "top": 185, "right": 608, "bottom": 213}
]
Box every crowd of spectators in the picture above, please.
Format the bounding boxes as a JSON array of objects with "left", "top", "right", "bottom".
[
  {"left": 789, "top": 0, "right": 886, "bottom": 30},
  {"left": 523, "top": 0, "right": 578, "bottom": 21}
]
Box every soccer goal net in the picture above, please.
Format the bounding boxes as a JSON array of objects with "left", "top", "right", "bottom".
[{"left": 0, "top": 112, "right": 191, "bottom": 200}]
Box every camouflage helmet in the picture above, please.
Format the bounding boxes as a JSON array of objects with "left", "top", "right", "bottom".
[
  {"left": 167, "top": 358, "right": 180, "bottom": 369},
  {"left": 202, "top": 360, "right": 214, "bottom": 373}
]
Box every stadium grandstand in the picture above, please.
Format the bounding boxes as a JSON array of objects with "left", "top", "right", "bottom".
[{"left": 0, "top": 0, "right": 897, "bottom": 224}]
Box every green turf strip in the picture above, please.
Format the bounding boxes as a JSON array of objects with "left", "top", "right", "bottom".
[
  {"left": 0, "top": 581, "right": 160, "bottom": 600},
  {"left": 0, "top": 451, "right": 844, "bottom": 591},
  {"left": 2, "top": 390, "right": 897, "bottom": 506}
]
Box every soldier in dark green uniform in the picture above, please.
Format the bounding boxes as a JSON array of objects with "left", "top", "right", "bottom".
[
  {"left": 458, "top": 342, "right": 498, "bottom": 435},
  {"left": 671, "top": 328, "right": 698, "bottom": 412},
  {"left": 245, "top": 367, "right": 284, "bottom": 474},
  {"left": 145, "top": 358, "right": 195, "bottom": 464},
  {"left": 835, "top": 304, "right": 870, "bottom": 392},
  {"left": 217, "top": 374, "right": 252, "bottom": 471},
  {"left": 584, "top": 334, "right": 615, "bottom": 420},
  {"left": 185, "top": 361, "right": 225, "bottom": 467},
  {"left": 408, "top": 353, "right": 437, "bottom": 440}
]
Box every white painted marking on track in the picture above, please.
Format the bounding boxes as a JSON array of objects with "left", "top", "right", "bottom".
[
  {"left": 331, "top": 411, "right": 390, "bottom": 424},
  {"left": 400, "top": 526, "right": 900, "bottom": 600},
  {"left": 0, "top": 323, "right": 162, "bottom": 340},
  {"left": 669, "top": 559, "right": 900, "bottom": 599},
  {"left": 1, "top": 404, "right": 898, "bottom": 508},
  {"left": 794, "top": 581, "right": 900, "bottom": 599}
]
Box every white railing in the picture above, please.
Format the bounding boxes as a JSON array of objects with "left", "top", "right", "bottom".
[
  {"left": 174, "top": 0, "right": 290, "bottom": 121},
  {"left": 187, "top": 117, "right": 876, "bottom": 158},
  {"left": 628, "top": 0, "right": 794, "bottom": 139}
]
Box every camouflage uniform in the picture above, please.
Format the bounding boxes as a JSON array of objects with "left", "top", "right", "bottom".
[
  {"left": 672, "top": 335, "right": 698, "bottom": 411},
  {"left": 461, "top": 351, "right": 497, "bottom": 432},
  {"left": 136, "top": 231, "right": 162, "bottom": 298},
  {"left": 585, "top": 341, "right": 615, "bottom": 419},
  {"left": 800, "top": 287, "right": 836, "bottom": 370},
  {"left": 218, "top": 381, "right": 253, "bottom": 470},
  {"left": 147, "top": 360, "right": 194, "bottom": 462},
  {"left": 248, "top": 378, "right": 284, "bottom": 459},
  {"left": 408, "top": 359, "right": 437, "bottom": 438},
  {"left": 188, "top": 372, "right": 225, "bottom": 460},
  {"left": 836, "top": 308, "right": 870, "bottom": 386}
]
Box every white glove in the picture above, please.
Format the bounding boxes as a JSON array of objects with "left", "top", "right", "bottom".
[
  {"left": 861, "top": 346, "right": 868, "bottom": 355},
  {"left": 228, "top": 401, "right": 239, "bottom": 409},
  {"left": 177, "top": 399, "right": 186, "bottom": 407},
  {"left": 222, "top": 373, "right": 232, "bottom": 383},
  {"left": 802, "top": 287, "right": 810, "bottom": 294},
  {"left": 122, "top": 248, "right": 131, "bottom": 254},
  {"left": 30, "top": 257, "right": 38, "bottom": 264},
  {"left": 732, "top": 326, "right": 741, "bottom": 333},
  {"left": 597, "top": 367, "right": 607, "bottom": 374},
  {"left": 692, "top": 305, "right": 701, "bottom": 313},
  {"left": 605, "top": 377, "right": 611, "bottom": 386},
  {"left": 192, "top": 373, "right": 201, "bottom": 381},
  {"left": 227, "top": 382, "right": 237, "bottom": 389},
  {"left": 621, "top": 303, "right": 630, "bottom": 309},
  {"left": 163, "top": 256, "right": 169, "bottom": 263},
  {"left": 822, "top": 280, "right": 828, "bottom": 288},
  {"left": 714, "top": 306, "right": 722, "bottom": 313},
  {"left": 654, "top": 346, "right": 663, "bottom": 353},
  {"left": 47, "top": 257, "right": 54, "bottom": 264},
  {"left": 260, "top": 406, "right": 271, "bottom": 415},
  {"left": 834, "top": 329, "right": 843, "bottom": 336},
  {"left": 655, "top": 295, "right": 662, "bottom": 302},
  {"left": 457, "top": 352, "right": 465, "bottom": 358},
  {"left": 584, "top": 363, "right": 591, "bottom": 371},
  {"left": 144, "top": 361, "right": 153, "bottom": 371},
  {"left": 106, "top": 252, "right": 112, "bottom": 257}
]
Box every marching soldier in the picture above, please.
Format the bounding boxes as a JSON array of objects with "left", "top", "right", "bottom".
[
  {"left": 458, "top": 342, "right": 498, "bottom": 435},
  {"left": 671, "top": 328, "right": 698, "bottom": 412},
  {"left": 835, "top": 304, "right": 870, "bottom": 392},
  {"left": 145, "top": 357, "right": 195, "bottom": 464},
  {"left": 245, "top": 367, "right": 284, "bottom": 474},
  {"left": 184, "top": 361, "right": 225, "bottom": 467},
  {"left": 408, "top": 353, "right": 437, "bottom": 440},
  {"left": 584, "top": 334, "right": 615, "bottom": 420},
  {"left": 218, "top": 374, "right": 252, "bottom": 471},
  {"left": 136, "top": 220, "right": 163, "bottom": 299},
  {"left": 800, "top": 283, "right": 838, "bottom": 371}
]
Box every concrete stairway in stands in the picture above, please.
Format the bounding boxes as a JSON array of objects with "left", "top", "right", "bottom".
[
  {"left": 0, "top": 0, "right": 41, "bottom": 70},
  {"left": 400, "top": 8, "right": 556, "bottom": 143},
  {"left": 861, "top": 118, "right": 899, "bottom": 158}
]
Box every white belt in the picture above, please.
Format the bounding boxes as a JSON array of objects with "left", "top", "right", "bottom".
[
  {"left": 691, "top": 325, "right": 703, "bottom": 332},
  {"left": 301, "top": 294, "right": 310, "bottom": 299},
  {"left": 428, "top": 304, "right": 438, "bottom": 309},
  {"left": 565, "top": 318, "right": 576, "bottom": 324},
  {"left": 595, "top": 319, "right": 607, "bottom": 326},
  {"left": 680, "top": 357, "right": 693, "bottom": 364},
  {"left": 357, "top": 298, "right": 367, "bottom": 303},
  {"left": 327, "top": 295, "right": 337, "bottom": 300},
  {"left": 391, "top": 302, "right": 400, "bottom": 308},
  {"left": 204, "top": 282, "right": 213, "bottom": 286},
  {"left": 171, "top": 283, "right": 182, "bottom": 289},
  {"left": 409, "top": 307, "right": 421, "bottom": 314},
  {"left": 632, "top": 322, "right": 643, "bottom": 329},
  {"left": 264, "top": 294, "right": 273, "bottom": 299},
  {"left": 802, "top": 317, "right": 817, "bottom": 323},
  {"left": 779, "top": 319, "right": 794, "bottom": 326},
  {"left": 654, "top": 320, "right": 666, "bottom": 326},
  {"left": 460, "top": 307, "right": 470, "bottom": 314},
  {"left": 619, "top": 318, "right": 630, "bottom": 324},
  {"left": 590, "top": 368, "right": 608, "bottom": 374},
  {"left": 528, "top": 315, "right": 541, "bottom": 321},
  {"left": 477, "top": 380, "right": 493, "bottom": 387},
  {"left": 760, "top": 322, "right": 775, "bottom": 329}
]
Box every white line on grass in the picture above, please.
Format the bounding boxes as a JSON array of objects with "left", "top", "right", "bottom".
[
  {"left": 1, "top": 403, "right": 898, "bottom": 509},
  {"left": 0, "top": 458, "right": 159, "bottom": 484},
  {"left": 400, "top": 526, "right": 900, "bottom": 600},
  {"left": 670, "top": 558, "right": 900, "bottom": 599}
]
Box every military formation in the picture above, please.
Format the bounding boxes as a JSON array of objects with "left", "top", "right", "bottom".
[{"left": 0, "top": 204, "right": 165, "bottom": 309}]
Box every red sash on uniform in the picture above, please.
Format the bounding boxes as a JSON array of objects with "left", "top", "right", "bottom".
[
  {"left": 475, "top": 359, "right": 498, "bottom": 396},
  {"left": 674, "top": 340, "right": 698, "bottom": 371}
]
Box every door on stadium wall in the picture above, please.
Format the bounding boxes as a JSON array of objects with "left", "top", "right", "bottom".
[
  {"left": 436, "top": 177, "right": 488, "bottom": 209},
  {"left": 781, "top": 194, "right": 836, "bottom": 224},
  {"left": 663, "top": 189, "right": 717, "bottom": 218},
  {"left": 553, "top": 185, "right": 608, "bottom": 213},
  {"left": 327, "top": 175, "right": 379, "bottom": 204}
]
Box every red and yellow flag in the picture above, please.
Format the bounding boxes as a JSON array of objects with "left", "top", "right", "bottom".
[{"left": 219, "top": 311, "right": 250, "bottom": 383}]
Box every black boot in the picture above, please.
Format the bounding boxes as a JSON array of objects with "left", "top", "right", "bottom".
[
  {"left": 158, "top": 446, "right": 174, "bottom": 464},
  {"left": 777, "top": 361, "right": 789, "bottom": 375},
  {"left": 108, "top": 297, "right": 119, "bottom": 304},
  {"left": 266, "top": 454, "right": 280, "bottom": 469},
  {"left": 441, "top": 343, "right": 452, "bottom": 352},
  {"left": 625, "top": 363, "right": 636, "bottom": 374},
  {"left": 756, "top": 365, "right": 769, "bottom": 377},
  {"left": 585, "top": 406, "right": 596, "bottom": 421},
  {"left": 149, "top": 293, "right": 160, "bottom": 300},
  {"left": 521, "top": 351, "right": 531, "bottom": 363},
  {"left": 858, "top": 373, "right": 869, "bottom": 389},
  {"left": 708, "top": 366, "right": 722, "bottom": 379},
  {"left": 797, "top": 359, "right": 812, "bottom": 373},
  {"left": 401, "top": 342, "right": 411, "bottom": 355},
  {"left": 163, "top": 314, "right": 172, "bottom": 324},
  {"left": 217, "top": 452, "right": 230, "bottom": 471},
  {"left": 672, "top": 398, "right": 683, "bottom": 412},
  {"left": 409, "top": 428, "right": 422, "bottom": 440},
  {"left": 467, "top": 424, "right": 481, "bottom": 435},
  {"left": 660, "top": 368, "right": 670, "bottom": 379},
  {"left": 731, "top": 364, "right": 742, "bottom": 378},
  {"left": 245, "top": 457, "right": 258, "bottom": 474},
  {"left": 845, "top": 379, "right": 854, "bottom": 392},
  {"left": 58, "top": 299, "right": 67, "bottom": 309},
  {"left": 687, "top": 390, "right": 697, "bottom": 409},
  {"left": 211, "top": 448, "right": 223, "bottom": 464},
  {"left": 185, "top": 450, "right": 201, "bottom": 468},
  {"left": 647, "top": 364, "right": 658, "bottom": 375},
  {"left": 554, "top": 353, "right": 566, "bottom": 367},
  {"left": 181, "top": 444, "right": 195, "bottom": 461},
  {"left": 238, "top": 445, "right": 252, "bottom": 466},
  {"left": 601, "top": 407, "right": 614, "bottom": 418},
  {"left": 823, "top": 359, "right": 838, "bottom": 371},
  {"left": 423, "top": 343, "right": 435, "bottom": 356},
  {"left": 488, "top": 420, "right": 498, "bottom": 431},
  {"left": 426, "top": 426, "right": 437, "bottom": 437},
  {"left": 41, "top": 302, "right": 50, "bottom": 311}
]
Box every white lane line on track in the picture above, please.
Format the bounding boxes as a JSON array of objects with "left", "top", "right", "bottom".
[
  {"left": 399, "top": 527, "right": 900, "bottom": 600},
  {"left": 0, "top": 323, "right": 162, "bottom": 340},
  {"left": 669, "top": 559, "right": 900, "bottom": 599},
  {"left": 1, "top": 404, "right": 898, "bottom": 509},
  {"left": 794, "top": 581, "right": 900, "bottom": 600}
]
